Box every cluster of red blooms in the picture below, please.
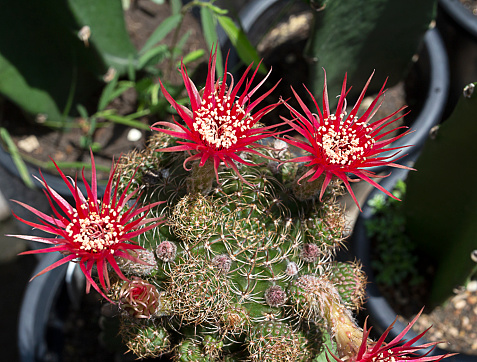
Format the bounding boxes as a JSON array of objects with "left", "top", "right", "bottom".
[{"left": 10, "top": 50, "right": 449, "bottom": 362}]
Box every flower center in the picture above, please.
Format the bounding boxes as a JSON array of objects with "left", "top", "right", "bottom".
[
  {"left": 193, "top": 92, "right": 252, "bottom": 150},
  {"left": 66, "top": 205, "right": 124, "bottom": 253},
  {"left": 318, "top": 114, "right": 375, "bottom": 166}
]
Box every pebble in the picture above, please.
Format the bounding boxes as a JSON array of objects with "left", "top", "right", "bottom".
[
  {"left": 17, "top": 135, "right": 39, "bottom": 153},
  {"left": 127, "top": 128, "right": 142, "bottom": 142},
  {"left": 467, "top": 281, "right": 477, "bottom": 292},
  {"left": 454, "top": 299, "right": 467, "bottom": 310},
  {"left": 449, "top": 327, "right": 459, "bottom": 337}
]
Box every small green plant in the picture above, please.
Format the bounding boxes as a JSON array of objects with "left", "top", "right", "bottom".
[{"left": 365, "top": 180, "right": 424, "bottom": 287}]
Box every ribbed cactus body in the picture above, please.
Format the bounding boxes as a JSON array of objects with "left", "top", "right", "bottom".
[
  {"left": 109, "top": 134, "right": 367, "bottom": 360},
  {"left": 248, "top": 321, "right": 311, "bottom": 361},
  {"left": 119, "top": 319, "right": 171, "bottom": 359}
]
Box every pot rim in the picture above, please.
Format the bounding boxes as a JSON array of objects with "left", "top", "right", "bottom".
[
  {"left": 17, "top": 252, "right": 67, "bottom": 362},
  {"left": 352, "top": 165, "right": 476, "bottom": 361},
  {"left": 439, "top": 0, "right": 477, "bottom": 38},
  {"left": 230, "top": 0, "right": 449, "bottom": 175}
]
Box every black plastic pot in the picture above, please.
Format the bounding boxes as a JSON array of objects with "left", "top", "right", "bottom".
[
  {"left": 352, "top": 165, "right": 476, "bottom": 362},
  {"left": 18, "top": 252, "right": 82, "bottom": 362},
  {"left": 437, "top": 0, "right": 477, "bottom": 117},
  {"left": 17, "top": 251, "right": 172, "bottom": 362},
  {"left": 18, "top": 252, "right": 128, "bottom": 362},
  {"left": 225, "top": 0, "right": 449, "bottom": 175}
]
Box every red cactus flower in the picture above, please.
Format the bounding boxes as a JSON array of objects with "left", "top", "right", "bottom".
[
  {"left": 328, "top": 310, "right": 452, "bottom": 362},
  {"left": 151, "top": 49, "right": 282, "bottom": 183},
  {"left": 9, "top": 153, "right": 163, "bottom": 300},
  {"left": 281, "top": 71, "right": 412, "bottom": 209}
]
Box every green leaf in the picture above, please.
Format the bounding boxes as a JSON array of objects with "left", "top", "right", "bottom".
[
  {"left": 170, "top": 0, "right": 182, "bottom": 15},
  {"left": 44, "top": 160, "right": 110, "bottom": 172},
  {"left": 98, "top": 78, "right": 135, "bottom": 112},
  {"left": 217, "top": 15, "right": 266, "bottom": 74},
  {"left": 96, "top": 111, "right": 151, "bottom": 130},
  {"left": 200, "top": 6, "right": 224, "bottom": 77},
  {"left": 0, "top": 0, "right": 137, "bottom": 125},
  {"left": 199, "top": 2, "right": 229, "bottom": 15},
  {"left": 76, "top": 104, "right": 89, "bottom": 119},
  {"left": 172, "top": 31, "right": 191, "bottom": 61},
  {"left": 177, "top": 49, "right": 205, "bottom": 67},
  {"left": 0, "top": 128, "right": 34, "bottom": 188},
  {"left": 140, "top": 14, "right": 183, "bottom": 54},
  {"left": 138, "top": 44, "right": 169, "bottom": 69}
]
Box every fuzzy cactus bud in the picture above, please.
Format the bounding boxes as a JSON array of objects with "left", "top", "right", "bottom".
[
  {"left": 248, "top": 321, "right": 311, "bottom": 362},
  {"left": 285, "top": 261, "right": 299, "bottom": 276},
  {"left": 119, "top": 278, "right": 161, "bottom": 319},
  {"left": 156, "top": 240, "right": 177, "bottom": 262},
  {"left": 264, "top": 285, "right": 287, "bottom": 307},
  {"left": 187, "top": 158, "right": 216, "bottom": 194},
  {"left": 292, "top": 170, "right": 326, "bottom": 201},
  {"left": 299, "top": 243, "right": 321, "bottom": 262},
  {"left": 211, "top": 254, "right": 232, "bottom": 274},
  {"left": 289, "top": 274, "right": 363, "bottom": 359},
  {"left": 117, "top": 248, "right": 157, "bottom": 276}
]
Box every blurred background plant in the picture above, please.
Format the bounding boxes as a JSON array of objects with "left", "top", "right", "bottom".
[
  {"left": 364, "top": 180, "right": 424, "bottom": 288},
  {"left": 305, "top": 0, "right": 436, "bottom": 102},
  {"left": 403, "top": 82, "right": 477, "bottom": 308},
  {"left": 0, "top": 0, "right": 261, "bottom": 185}
]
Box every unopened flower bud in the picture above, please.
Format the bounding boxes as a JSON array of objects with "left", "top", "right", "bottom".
[
  {"left": 285, "top": 261, "right": 299, "bottom": 276},
  {"left": 264, "top": 285, "right": 287, "bottom": 307},
  {"left": 119, "top": 278, "right": 161, "bottom": 319},
  {"left": 299, "top": 243, "right": 321, "bottom": 262},
  {"left": 211, "top": 254, "right": 232, "bottom": 274},
  {"left": 156, "top": 241, "right": 177, "bottom": 262}
]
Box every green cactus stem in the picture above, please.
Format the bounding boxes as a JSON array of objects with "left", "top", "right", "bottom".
[
  {"left": 248, "top": 321, "right": 312, "bottom": 362},
  {"left": 119, "top": 319, "right": 172, "bottom": 359}
]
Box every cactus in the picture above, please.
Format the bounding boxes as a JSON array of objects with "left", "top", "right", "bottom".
[
  {"left": 11, "top": 50, "right": 450, "bottom": 361},
  {"left": 110, "top": 129, "right": 363, "bottom": 360}
]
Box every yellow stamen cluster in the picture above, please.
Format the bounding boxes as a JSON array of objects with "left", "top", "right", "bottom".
[
  {"left": 193, "top": 92, "right": 252, "bottom": 150},
  {"left": 65, "top": 204, "right": 125, "bottom": 253},
  {"left": 317, "top": 114, "right": 375, "bottom": 166}
]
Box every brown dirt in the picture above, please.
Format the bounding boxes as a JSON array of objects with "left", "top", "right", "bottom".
[
  {"left": 369, "top": 210, "right": 477, "bottom": 356},
  {"left": 410, "top": 284, "right": 477, "bottom": 354},
  {"left": 0, "top": 0, "right": 207, "bottom": 182}
]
